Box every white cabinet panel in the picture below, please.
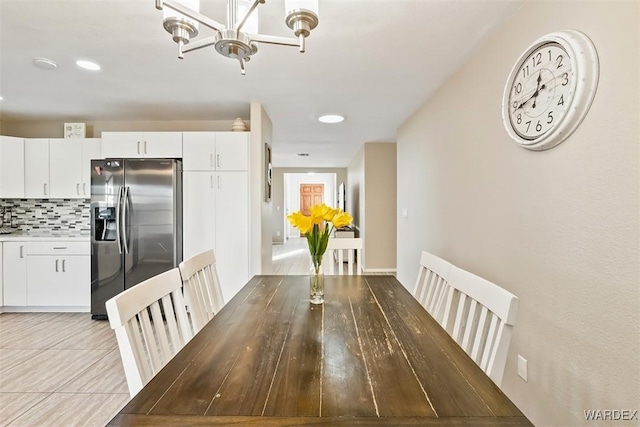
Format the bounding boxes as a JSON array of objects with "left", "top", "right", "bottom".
[
  {"left": 183, "top": 171, "right": 249, "bottom": 303},
  {"left": 27, "top": 255, "right": 90, "bottom": 307},
  {"left": 182, "top": 132, "right": 216, "bottom": 171},
  {"left": 183, "top": 171, "right": 215, "bottom": 259},
  {"left": 182, "top": 132, "right": 249, "bottom": 171},
  {"left": 102, "top": 132, "right": 182, "bottom": 158},
  {"left": 25, "top": 139, "right": 50, "bottom": 198},
  {"left": 81, "top": 139, "right": 102, "bottom": 197},
  {"left": 0, "top": 136, "right": 25, "bottom": 198},
  {"left": 215, "top": 172, "right": 249, "bottom": 301},
  {"left": 3, "top": 242, "right": 27, "bottom": 306},
  {"left": 215, "top": 132, "right": 249, "bottom": 171},
  {"left": 50, "top": 139, "right": 82, "bottom": 198},
  {"left": 0, "top": 243, "right": 3, "bottom": 308}
]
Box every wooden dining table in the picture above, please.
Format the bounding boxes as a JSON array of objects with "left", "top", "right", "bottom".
[{"left": 109, "top": 275, "right": 532, "bottom": 426}]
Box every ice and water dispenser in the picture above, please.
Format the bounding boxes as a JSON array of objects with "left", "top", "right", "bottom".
[{"left": 94, "top": 207, "right": 117, "bottom": 241}]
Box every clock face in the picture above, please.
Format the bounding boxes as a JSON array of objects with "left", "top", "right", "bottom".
[
  {"left": 502, "top": 30, "right": 599, "bottom": 151},
  {"left": 507, "top": 42, "right": 575, "bottom": 142}
]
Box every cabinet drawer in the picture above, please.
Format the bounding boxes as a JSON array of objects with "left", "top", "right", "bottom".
[{"left": 27, "top": 241, "right": 90, "bottom": 255}]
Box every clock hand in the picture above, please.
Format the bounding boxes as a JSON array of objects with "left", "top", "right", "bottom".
[{"left": 515, "top": 74, "right": 547, "bottom": 111}]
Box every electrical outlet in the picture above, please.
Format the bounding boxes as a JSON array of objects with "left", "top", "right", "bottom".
[
  {"left": 518, "top": 355, "right": 528, "bottom": 382},
  {"left": 276, "top": 231, "right": 281, "bottom": 236}
]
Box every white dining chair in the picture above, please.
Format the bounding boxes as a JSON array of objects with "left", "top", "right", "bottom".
[
  {"left": 442, "top": 266, "right": 519, "bottom": 386},
  {"left": 325, "top": 237, "right": 362, "bottom": 275},
  {"left": 105, "top": 268, "right": 193, "bottom": 397},
  {"left": 413, "top": 250, "right": 453, "bottom": 325},
  {"left": 179, "top": 249, "right": 225, "bottom": 334}
]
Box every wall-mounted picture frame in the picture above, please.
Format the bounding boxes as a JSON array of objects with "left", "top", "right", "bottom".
[{"left": 265, "top": 143, "right": 272, "bottom": 202}]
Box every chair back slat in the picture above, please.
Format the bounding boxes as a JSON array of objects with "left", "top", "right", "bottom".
[
  {"left": 413, "top": 251, "right": 453, "bottom": 325},
  {"left": 179, "top": 250, "right": 226, "bottom": 335},
  {"left": 106, "top": 268, "right": 192, "bottom": 397},
  {"left": 326, "top": 238, "right": 362, "bottom": 275},
  {"left": 445, "top": 266, "right": 519, "bottom": 386}
]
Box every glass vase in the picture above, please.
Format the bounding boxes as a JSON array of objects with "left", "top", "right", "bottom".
[{"left": 309, "top": 261, "right": 324, "bottom": 305}]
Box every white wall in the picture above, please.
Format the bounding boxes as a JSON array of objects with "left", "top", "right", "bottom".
[{"left": 397, "top": 2, "right": 639, "bottom": 426}]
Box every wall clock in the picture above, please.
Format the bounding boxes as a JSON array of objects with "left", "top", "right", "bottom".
[{"left": 501, "top": 30, "right": 599, "bottom": 151}]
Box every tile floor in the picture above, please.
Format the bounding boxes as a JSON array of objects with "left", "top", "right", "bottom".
[{"left": 0, "top": 237, "right": 392, "bottom": 426}]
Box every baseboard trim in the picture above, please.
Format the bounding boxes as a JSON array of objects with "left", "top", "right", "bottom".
[
  {"left": 362, "top": 268, "right": 397, "bottom": 273},
  {"left": 1, "top": 306, "right": 90, "bottom": 313}
]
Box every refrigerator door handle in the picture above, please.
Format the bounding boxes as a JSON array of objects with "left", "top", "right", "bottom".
[
  {"left": 122, "top": 186, "right": 130, "bottom": 254},
  {"left": 115, "top": 187, "right": 123, "bottom": 254}
]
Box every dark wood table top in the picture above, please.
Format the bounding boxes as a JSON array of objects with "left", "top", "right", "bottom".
[{"left": 109, "top": 275, "right": 532, "bottom": 426}]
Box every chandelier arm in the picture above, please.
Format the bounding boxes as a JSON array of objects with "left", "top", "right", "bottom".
[
  {"left": 162, "top": 0, "right": 226, "bottom": 32},
  {"left": 235, "top": 0, "right": 263, "bottom": 32},
  {"left": 182, "top": 36, "right": 219, "bottom": 54},
  {"left": 248, "top": 33, "right": 300, "bottom": 48}
]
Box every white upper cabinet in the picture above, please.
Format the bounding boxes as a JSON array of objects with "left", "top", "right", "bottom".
[
  {"left": 182, "top": 131, "right": 249, "bottom": 171},
  {"left": 102, "top": 132, "right": 182, "bottom": 158},
  {"left": 81, "top": 139, "right": 102, "bottom": 197},
  {"left": 50, "top": 139, "right": 82, "bottom": 198},
  {"left": 46, "top": 138, "right": 102, "bottom": 199},
  {"left": 216, "top": 132, "right": 249, "bottom": 171},
  {"left": 25, "top": 139, "right": 50, "bottom": 198},
  {"left": 0, "top": 136, "right": 25, "bottom": 198}
]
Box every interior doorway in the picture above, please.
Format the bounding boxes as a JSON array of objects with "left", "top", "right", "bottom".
[{"left": 284, "top": 173, "right": 337, "bottom": 239}]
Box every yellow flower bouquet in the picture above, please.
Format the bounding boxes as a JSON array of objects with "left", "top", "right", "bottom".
[{"left": 287, "top": 203, "right": 353, "bottom": 304}]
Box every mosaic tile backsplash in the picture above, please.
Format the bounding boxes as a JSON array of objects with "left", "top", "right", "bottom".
[{"left": 0, "top": 199, "right": 90, "bottom": 232}]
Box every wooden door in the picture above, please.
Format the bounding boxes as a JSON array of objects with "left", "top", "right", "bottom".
[{"left": 300, "top": 184, "right": 324, "bottom": 215}]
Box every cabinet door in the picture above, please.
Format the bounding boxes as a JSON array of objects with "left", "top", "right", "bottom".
[
  {"left": 3, "top": 242, "right": 27, "bottom": 306},
  {"left": 0, "top": 243, "right": 3, "bottom": 308},
  {"left": 61, "top": 256, "right": 90, "bottom": 306},
  {"left": 50, "top": 139, "right": 82, "bottom": 198},
  {"left": 27, "top": 256, "right": 62, "bottom": 306},
  {"left": 0, "top": 136, "right": 25, "bottom": 198},
  {"left": 143, "top": 132, "right": 182, "bottom": 158},
  {"left": 101, "top": 132, "right": 143, "bottom": 158},
  {"left": 215, "top": 171, "right": 249, "bottom": 301},
  {"left": 183, "top": 171, "right": 216, "bottom": 260},
  {"left": 25, "top": 138, "right": 50, "bottom": 198},
  {"left": 81, "top": 139, "right": 102, "bottom": 197},
  {"left": 182, "top": 132, "right": 215, "bottom": 171},
  {"left": 216, "top": 132, "right": 249, "bottom": 171}
]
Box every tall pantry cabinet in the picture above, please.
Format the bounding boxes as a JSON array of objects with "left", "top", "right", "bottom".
[{"left": 182, "top": 132, "right": 250, "bottom": 302}]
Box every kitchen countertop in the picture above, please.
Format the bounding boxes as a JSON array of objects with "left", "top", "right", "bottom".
[{"left": 0, "top": 230, "right": 91, "bottom": 242}]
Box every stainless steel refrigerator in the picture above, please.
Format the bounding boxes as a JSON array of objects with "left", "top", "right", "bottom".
[{"left": 90, "top": 159, "right": 182, "bottom": 320}]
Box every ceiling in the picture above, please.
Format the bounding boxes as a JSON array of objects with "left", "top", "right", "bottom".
[{"left": 0, "top": 0, "right": 522, "bottom": 168}]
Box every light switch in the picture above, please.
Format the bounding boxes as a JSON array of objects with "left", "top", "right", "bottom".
[
  {"left": 402, "top": 208, "right": 408, "bottom": 218},
  {"left": 518, "top": 355, "right": 528, "bottom": 382}
]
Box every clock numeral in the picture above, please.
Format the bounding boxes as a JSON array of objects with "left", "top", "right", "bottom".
[
  {"left": 517, "top": 113, "right": 522, "bottom": 124},
  {"left": 536, "top": 121, "right": 542, "bottom": 132},
  {"left": 512, "top": 101, "right": 518, "bottom": 109},
  {"left": 548, "top": 49, "right": 552, "bottom": 62},
  {"left": 525, "top": 121, "right": 531, "bottom": 132},
  {"left": 521, "top": 66, "right": 529, "bottom": 79},
  {"left": 557, "top": 95, "right": 564, "bottom": 106},
  {"left": 561, "top": 73, "right": 569, "bottom": 86},
  {"left": 515, "top": 82, "right": 522, "bottom": 94},
  {"left": 532, "top": 52, "right": 542, "bottom": 68},
  {"left": 557, "top": 55, "right": 564, "bottom": 69},
  {"left": 547, "top": 111, "right": 554, "bottom": 124}
]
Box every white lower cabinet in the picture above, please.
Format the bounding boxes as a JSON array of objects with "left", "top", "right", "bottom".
[
  {"left": 0, "top": 243, "right": 3, "bottom": 309},
  {"left": 183, "top": 171, "right": 249, "bottom": 303},
  {"left": 1, "top": 240, "right": 90, "bottom": 310},
  {"left": 2, "top": 242, "right": 27, "bottom": 306}
]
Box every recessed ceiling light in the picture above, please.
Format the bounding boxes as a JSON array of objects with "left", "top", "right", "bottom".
[
  {"left": 76, "top": 60, "right": 101, "bottom": 71},
  {"left": 318, "top": 114, "right": 345, "bottom": 124},
  {"left": 0, "top": 96, "right": 3, "bottom": 101},
  {"left": 33, "top": 58, "right": 57, "bottom": 70}
]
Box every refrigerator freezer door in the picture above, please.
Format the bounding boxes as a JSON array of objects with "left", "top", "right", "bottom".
[
  {"left": 90, "top": 160, "right": 125, "bottom": 319},
  {"left": 123, "top": 159, "right": 180, "bottom": 289}
]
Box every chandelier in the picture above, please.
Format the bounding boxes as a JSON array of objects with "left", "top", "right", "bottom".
[{"left": 155, "top": 0, "right": 319, "bottom": 74}]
